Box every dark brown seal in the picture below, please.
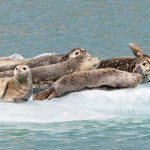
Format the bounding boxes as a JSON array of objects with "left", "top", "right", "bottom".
[{"left": 33, "top": 68, "right": 141, "bottom": 100}]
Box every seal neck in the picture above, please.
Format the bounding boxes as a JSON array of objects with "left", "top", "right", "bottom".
[{"left": 15, "top": 76, "right": 28, "bottom": 83}]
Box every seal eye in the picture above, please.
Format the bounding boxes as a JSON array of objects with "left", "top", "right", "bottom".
[
  {"left": 23, "top": 67, "right": 26, "bottom": 70},
  {"left": 16, "top": 68, "right": 18, "bottom": 70},
  {"left": 143, "top": 62, "right": 146, "bottom": 66},
  {"left": 75, "top": 52, "right": 79, "bottom": 55}
]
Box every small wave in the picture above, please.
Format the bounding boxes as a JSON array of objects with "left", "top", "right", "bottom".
[{"left": 0, "top": 84, "right": 150, "bottom": 123}]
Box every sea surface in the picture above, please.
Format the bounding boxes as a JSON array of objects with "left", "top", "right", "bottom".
[{"left": 0, "top": 0, "right": 150, "bottom": 149}]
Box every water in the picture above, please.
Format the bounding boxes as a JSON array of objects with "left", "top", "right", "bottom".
[{"left": 0, "top": 0, "right": 150, "bottom": 149}]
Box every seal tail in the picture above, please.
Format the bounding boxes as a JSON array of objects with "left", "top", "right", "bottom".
[{"left": 33, "top": 87, "right": 55, "bottom": 100}]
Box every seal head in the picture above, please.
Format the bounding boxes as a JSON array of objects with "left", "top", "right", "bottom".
[{"left": 133, "top": 57, "right": 150, "bottom": 83}]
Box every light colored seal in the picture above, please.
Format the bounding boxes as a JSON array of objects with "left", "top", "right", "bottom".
[
  {"left": 33, "top": 68, "right": 141, "bottom": 100},
  {"left": 0, "top": 65, "right": 33, "bottom": 103},
  {"left": 0, "top": 54, "right": 24, "bottom": 60}
]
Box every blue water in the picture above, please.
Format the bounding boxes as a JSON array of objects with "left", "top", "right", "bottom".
[{"left": 0, "top": 0, "right": 150, "bottom": 149}]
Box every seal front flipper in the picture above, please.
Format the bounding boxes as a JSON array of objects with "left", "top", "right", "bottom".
[
  {"left": 14, "top": 98, "right": 28, "bottom": 103},
  {"left": 0, "top": 78, "right": 9, "bottom": 98}
]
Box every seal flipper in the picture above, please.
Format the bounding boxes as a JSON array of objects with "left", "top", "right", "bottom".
[
  {"left": 47, "top": 92, "right": 56, "bottom": 100},
  {"left": 0, "top": 78, "right": 9, "bottom": 98},
  {"left": 129, "top": 43, "right": 149, "bottom": 58},
  {"left": 33, "top": 87, "right": 55, "bottom": 100}
]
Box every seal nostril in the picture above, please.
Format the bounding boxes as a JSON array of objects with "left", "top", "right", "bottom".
[{"left": 93, "top": 63, "right": 99, "bottom": 68}]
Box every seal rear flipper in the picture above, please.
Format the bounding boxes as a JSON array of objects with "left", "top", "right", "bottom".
[
  {"left": 33, "top": 88, "right": 54, "bottom": 100},
  {"left": 47, "top": 92, "right": 56, "bottom": 100},
  {"left": 129, "top": 43, "right": 149, "bottom": 58}
]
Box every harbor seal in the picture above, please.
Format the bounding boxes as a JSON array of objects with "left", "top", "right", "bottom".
[
  {"left": 33, "top": 68, "right": 141, "bottom": 100},
  {"left": 0, "top": 48, "right": 90, "bottom": 72},
  {"left": 34, "top": 48, "right": 89, "bottom": 59},
  {"left": 0, "top": 55, "right": 100, "bottom": 94},
  {"left": 0, "top": 65, "right": 33, "bottom": 103},
  {"left": 128, "top": 43, "right": 150, "bottom": 82},
  {"left": 0, "top": 54, "right": 24, "bottom": 60},
  {"left": 98, "top": 55, "right": 150, "bottom": 83}
]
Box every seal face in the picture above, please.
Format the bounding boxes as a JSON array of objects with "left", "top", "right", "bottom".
[
  {"left": 0, "top": 65, "right": 32, "bottom": 103},
  {"left": 68, "top": 48, "right": 90, "bottom": 59},
  {"left": 79, "top": 56, "right": 100, "bottom": 71},
  {"left": 133, "top": 58, "right": 150, "bottom": 82}
]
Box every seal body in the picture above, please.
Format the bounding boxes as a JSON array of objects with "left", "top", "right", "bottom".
[
  {"left": 33, "top": 68, "right": 141, "bottom": 100},
  {"left": 0, "top": 55, "right": 100, "bottom": 94},
  {"left": 98, "top": 56, "right": 150, "bottom": 83},
  {"left": 0, "top": 65, "right": 33, "bottom": 103},
  {"left": 99, "top": 57, "right": 136, "bottom": 72},
  {"left": 31, "top": 55, "right": 100, "bottom": 93},
  {"left": 0, "top": 48, "right": 90, "bottom": 72}
]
